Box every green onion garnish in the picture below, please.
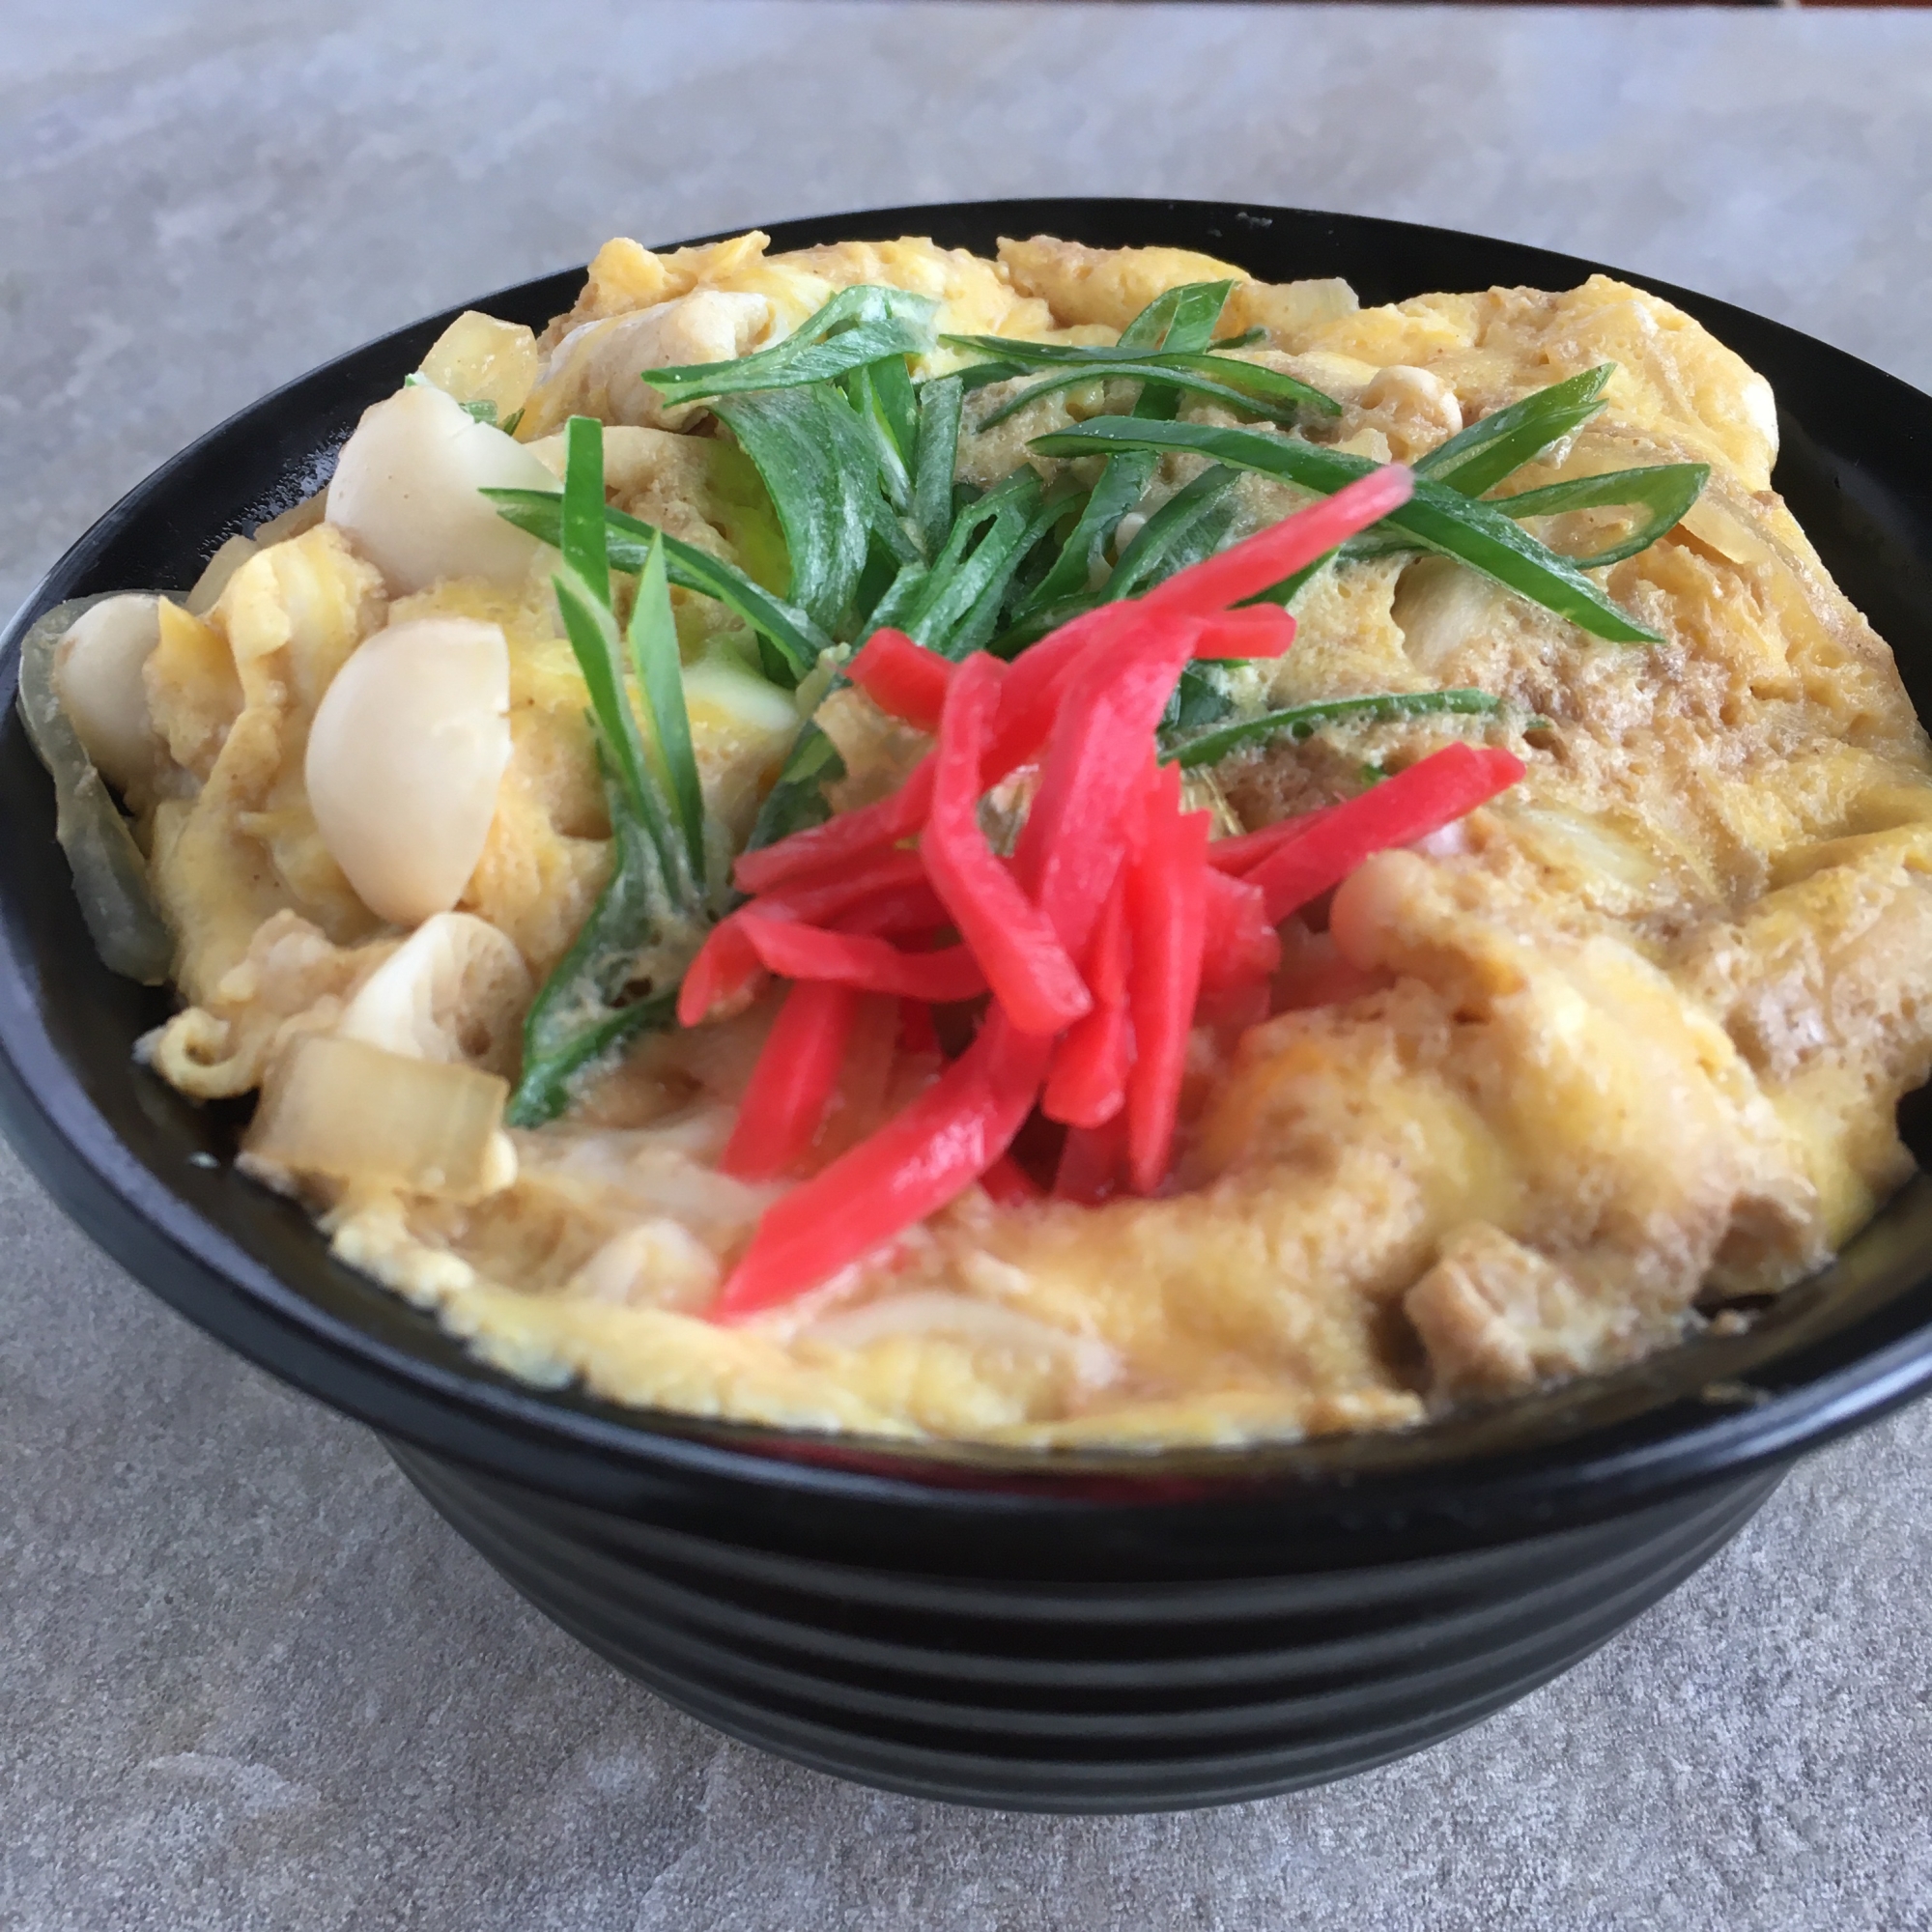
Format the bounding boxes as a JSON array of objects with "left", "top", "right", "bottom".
[
  {"left": 639, "top": 284, "right": 939, "bottom": 408},
  {"left": 740, "top": 721, "right": 847, "bottom": 862},
  {"left": 484, "top": 489, "right": 830, "bottom": 684},
  {"left": 628, "top": 530, "right": 705, "bottom": 884},
  {"left": 1486, "top": 463, "right": 1712, "bottom": 568},
  {"left": 1162, "top": 689, "right": 1506, "bottom": 768},
  {"left": 1105, "top": 466, "right": 1242, "bottom": 603},
  {"left": 505, "top": 417, "right": 709, "bottom": 1126},
  {"left": 966, "top": 355, "right": 1339, "bottom": 431},
  {"left": 1005, "top": 279, "right": 1239, "bottom": 628},
  {"left": 910, "top": 374, "right": 965, "bottom": 561},
  {"left": 1413, "top": 366, "right": 1614, "bottom": 497},
  {"left": 710, "top": 385, "right": 913, "bottom": 641},
  {"left": 1031, "top": 416, "right": 1669, "bottom": 644}
]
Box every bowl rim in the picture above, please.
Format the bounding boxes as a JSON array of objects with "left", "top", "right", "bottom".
[{"left": 8, "top": 193, "right": 1932, "bottom": 1528}]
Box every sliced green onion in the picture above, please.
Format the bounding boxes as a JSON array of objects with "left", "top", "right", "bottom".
[
  {"left": 946, "top": 484, "right": 1065, "bottom": 660},
  {"left": 1105, "top": 465, "right": 1242, "bottom": 603},
  {"left": 1007, "top": 280, "right": 1240, "bottom": 629},
  {"left": 956, "top": 358, "right": 1028, "bottom": 393},
  {"left": 559, "top": 415, "right": 612, "bottom": 607},
  {"left": 741, "top": 720, "right": 847, "bottom": 860},
  {"left": 1151, "top": 349, "right": 1339, "bottom": 413},
  {"left": 1019, "top": 453, "right": 1157, "bottom": 614},
  {"left": 507, "top": 422, "right": 708, "bottom": 1124},
  {"left": 910, "top": 374, "right": 964, "bottom": 560},
  {"left": 1488, "top": 463, "right": 1710, "bottom": 567},
  {"left": 507, "top": 780, "right": 683, "bottom": 1126},
  {"left": 844, "top": 361, "right": 914, "bottom": 513},
  {"left": 553, "top": 570, "right": 680, "bottom": 886},
  {"left": 484, "top": 489, "right": 830, "bottom": 682},
  {"left": 1161, "top": 659, "right": 1240, "bottom": 738},
  {"left": 1413, "top": 366, "right": 1613, "bottom": 497},
  {"left": 710, "top": 386, "right": 898, "bottom": 641},
  {"left": 1032, "top": 417, "right": 1662, "bottom": 644},
  {"left": 640, "top": 284, "right": 939, "bottom": 408},
  {"left": 862, "top": 557, "right": 929, "bottom": 639},
  {"left": 1163, "top": 689, "right": 1505, "bottom": 768},
  {"left": 629, "top": 531, "right": 706, "bottom": 885},
  {"left": 973, "top": 357, "right": 1335, "bottom": 431},
  {"left": 1121, "top": 279, "right": 1237, "bottom": 350},
  {"left": 868, "top": 351, "right": 921, "bottom": 464},
  {"left": 899, "top": 470, "right": 1048, "bottom": 655},
  {"left": 949, "top": 335, "right": 1260, "bottom": 369}
]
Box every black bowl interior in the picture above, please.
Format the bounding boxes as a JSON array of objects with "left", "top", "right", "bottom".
[{"left": 7, "top": 197, "right": 1932, "bottom": 1546}]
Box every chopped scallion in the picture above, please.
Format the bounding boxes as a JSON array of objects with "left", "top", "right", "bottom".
[
  {"left": 640, "top": 285, "right": 939, "bottom": 408},
  {"left": 484, "top": 488, "right": 830, "bottom": 682},
  {"left": 1032, "top": 416, "right": 1665, "bottom": 644},
  {"left": 1162, "top": 688, "right": 1506, "bottom": 768},
  {"left": 1487, "top": 463, "right": 1711, "bottom": 568}
]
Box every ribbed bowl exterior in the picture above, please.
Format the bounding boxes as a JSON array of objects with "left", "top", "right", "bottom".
[{"left": 390, "top": 1442, "right": 1781, "bottom": 1810}]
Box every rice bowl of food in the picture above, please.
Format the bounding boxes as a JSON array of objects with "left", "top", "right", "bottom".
[{"left": 7, "top": 199, "right": 1932, "bottom": 1810}]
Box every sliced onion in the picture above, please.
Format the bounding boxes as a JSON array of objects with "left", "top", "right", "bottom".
[
  {"left": 246, "top": 1033, "right": 509, "bottom": 1198},
  {"left": 15, "top": 596, "right": 173, "bottom": 983},
  {"left": 184, "top": 535, "right": 259, "bottom": 617},
  {"left": 416, "top": 310, "right": 540, "bottom": 422}
]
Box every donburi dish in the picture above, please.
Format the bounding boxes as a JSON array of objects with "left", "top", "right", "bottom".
[{"left": 23, "top": 228, "right": 1932, "bottom": 1448}]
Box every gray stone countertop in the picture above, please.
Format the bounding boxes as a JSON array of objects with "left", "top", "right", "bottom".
[{"left": 4, "top": 5, "right": 1932, "bottom": 1927}]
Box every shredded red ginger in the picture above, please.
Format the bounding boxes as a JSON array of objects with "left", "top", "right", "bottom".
[{"left": 678, "top": 465, "right": 1526, "bottom": 1319}]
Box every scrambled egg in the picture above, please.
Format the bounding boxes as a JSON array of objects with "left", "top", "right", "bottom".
[{"left": 84, "top": 230, "right": 1932, "bottom": 1448}]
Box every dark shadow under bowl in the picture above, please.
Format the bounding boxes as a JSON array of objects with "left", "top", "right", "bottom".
[{"left": 6, "top": 199, "right": 1932, "bottom": 1811}]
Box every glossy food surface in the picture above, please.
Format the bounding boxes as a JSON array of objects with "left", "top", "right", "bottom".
[{"left": 4, "top": 203, "right": 1932, "bottom": 1527}]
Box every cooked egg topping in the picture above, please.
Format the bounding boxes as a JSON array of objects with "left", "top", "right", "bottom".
[{"left": 45, "top": 229, "right": 1932, "bottom": 1448}]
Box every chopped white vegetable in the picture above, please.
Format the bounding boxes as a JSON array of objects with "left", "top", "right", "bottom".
[
  {"left": 325, "top": 383, "right": 555, "bottom": 593},
  {"left": 305, "top": 615, "right": 511, "bottom": 926},
  {"left": 415, "top": 310, "right": 540, "bottom": 421},
  {"left": 52, "top": 593, "right": 162, "bottom": 795},
  {"left": 184, "top": 536, "right": 258, "bottom": 617},
  {"left": 521, "top": 290, "right": 771, "bottom": 437},
  {"left": 337, "top": 911, "right": 530, "bottom": 1076},
  {"left": 246, "top": 1033, "right": 510, "bottom": 1199}
]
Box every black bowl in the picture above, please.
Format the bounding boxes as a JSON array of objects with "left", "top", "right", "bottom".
[{"left": 8, "top": 199, "right": 1932, "bottom": 1813}]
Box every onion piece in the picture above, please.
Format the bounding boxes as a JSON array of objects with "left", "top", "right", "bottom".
[
  {"left": 15, "top": 595, "right": 173, "bottom": 983},
  {"left": 253, "top": 491, "right": 330, "bottom": 548},
  {"left": 246, "top": 1033, "right": 509, "bottom": 1199},
  {"left": 185, "top": 535, "right": 259, "bottom": 617},
  {"left": 415, "top": 310, "right": 540, "bottom": 423}
]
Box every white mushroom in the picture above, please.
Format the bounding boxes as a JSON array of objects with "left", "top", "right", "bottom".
[
  {"left": 305, "top": 615, "right": 511, "bottom": 926},
  {"left": 52, "top": 593, "right": 162, "bottom": 795},
  {"left": 337, "top": 911, "right": 531, "bottom": 1076},
  {"left": 325, "top": 382, "right": 556, "bottom": 594}
]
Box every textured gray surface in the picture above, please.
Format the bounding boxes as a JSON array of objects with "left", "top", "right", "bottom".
[{"left": 4, "top": 4, "right": 1932, "bottom": 1927}]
